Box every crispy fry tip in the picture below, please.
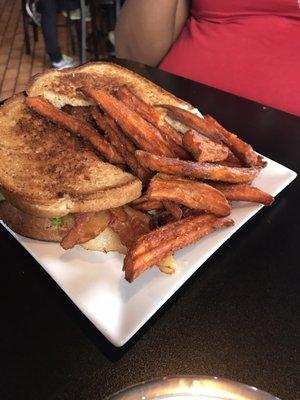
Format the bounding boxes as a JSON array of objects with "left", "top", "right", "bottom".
[{"left": 124, "top": 214, "right": 234, "bottom": 282}]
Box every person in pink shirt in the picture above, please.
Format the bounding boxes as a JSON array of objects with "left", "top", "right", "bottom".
[{"left": 115, "top": 1, "right": 300, "bottom": 116}]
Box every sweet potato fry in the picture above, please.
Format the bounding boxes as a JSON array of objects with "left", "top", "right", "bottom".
[
  {"left": 160, "top": 104, "right": 261, "bottom": 167},
  {"left": 116, "top": 85, "right": 190, "bottom": 159},
  {"left": 82, "top": 86, "right": 175, "bottom": 157},
  {"left": 219, "top": 151, "right": 244, "bottom": 167},
  {"left": 183, "top": 129, "right": 229, "bottom": 162},
  {"left": 204, "top": 115, "right": 262, "bottom": 167},
  {"left": 92, "top": 108, "right": 117, "bottom": 138},
  {"left": 91, "top": 109, "right": 136, "bottom": 153},
  {"left": 63, "top": 105, "right": 94, "bottom": 123},
  {"left": 209, "top": 183, "right": 274, "bottom": 205},
  {"left": 161, "top": 104, "right": 224, "bottom": 142},
  {"left": 60, "top": 211, "right": 110, "bottom": 250},
  {"left": 150, "top": 208, "right": 205, "bottom": 230},
  {"left": 181, "top": 208, "right": 205, "bottom": 218},
  {"left": 91, "top": 109, "right": 151, "bottom": 183},
  {"left": 162, "top": 200, "right": 183, "bottom": 220},
  {"left": 124, "top": 214, "right": 234, "bottom": 282},
  {"left": 135, "top": 150, "right": 260, "bottom": 184},
  {"left": 148, "top": 174, "right": 230, "bottom": 216},
  {"left": 256, "top": 155, "right": 267, "bottom": 168},
  {"left": 26, "top": 97, "right": 124, "bottom": 164}
]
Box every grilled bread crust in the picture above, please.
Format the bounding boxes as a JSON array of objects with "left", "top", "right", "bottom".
[
  {"left": 0, "top": 200, "right": 127, "bottom": 253},
  {"left": 0, "top": 200, "right": 74, "bottom": 241},
  {"left": 0, "top": 94, "right": 142, "bottom": 217},
  {"left": 26, "top": 61, "right": 194, "bottom": 109}
]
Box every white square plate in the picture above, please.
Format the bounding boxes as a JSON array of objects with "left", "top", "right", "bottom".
[{"left": 1, "top": 156, "right": 296, "bottom": 346}]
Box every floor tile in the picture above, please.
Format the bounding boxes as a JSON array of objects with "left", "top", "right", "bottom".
[{"left": 0, "top": 0, "right": 111, "bottom": 100}]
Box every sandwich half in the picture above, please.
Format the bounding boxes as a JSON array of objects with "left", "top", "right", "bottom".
[
  {"left": 0, "top": 94, "right": 142, "bottom": 220},
  {"left": 26, "top": 61, "right": 194, "bottom": 110}
]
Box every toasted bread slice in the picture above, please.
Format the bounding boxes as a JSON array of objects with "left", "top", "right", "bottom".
[
  {"left": 26, "top": 61, "right": 194, "bottom": 110},
  {"left": 0, "top": 200, "right": 74, "bottom": 241},
  {"left": 0, "top": 200, "right": 125, "bottom": 250},
  {"left": 0, "top": 94, "right": 142, "bottom": 217}
]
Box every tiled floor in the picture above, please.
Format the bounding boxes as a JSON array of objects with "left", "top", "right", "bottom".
[{"left": 0, "top": 0, "right": 84, "bottom": 101}]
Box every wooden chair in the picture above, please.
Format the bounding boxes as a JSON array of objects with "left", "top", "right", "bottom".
[
  {"left": 22, "top": 0, "right": 79, "bottom": 59},
  {"left": 22, "top": 0, "right": 39, "bottom": 55},
  {"left": 87, "top": 0, "right": 121, "bottom": 61},
  {"left": 21, "top": 0, "right": 122, "bottom": 64}
]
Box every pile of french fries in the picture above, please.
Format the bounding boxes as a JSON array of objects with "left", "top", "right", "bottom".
[{"left": 26, "top": 84, "right": 273, "bottom": 282}]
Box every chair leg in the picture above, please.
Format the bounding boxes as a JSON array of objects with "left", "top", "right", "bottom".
[
  {"left": 90, "top": 0, "right": 99, "bottom": 60},
  {"left": 97, "top": 5, "right": 108, "bottom": 59},
  {"left": 66, "top": 13, "right": 76, "bottom": 55},
  {"left": 75, "top": 20, "right": 82, "bottom": 60},
  {"left": 70, "top": 25, "right": 76, "bottom": 55},
  {"left": 80, "top": 0, "right": 87, "bottom": 63},
  {"left": 22, "top": 0, "right": 31, "bottom": 54}
]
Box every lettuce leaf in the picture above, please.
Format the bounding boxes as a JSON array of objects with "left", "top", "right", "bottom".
[{"left": 50, "top": 217, "right": 63, "bottom": 226}]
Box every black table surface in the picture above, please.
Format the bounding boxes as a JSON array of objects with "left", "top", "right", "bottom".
[{"left": 1, "top": 59, "right": 299, "bottom": 400}]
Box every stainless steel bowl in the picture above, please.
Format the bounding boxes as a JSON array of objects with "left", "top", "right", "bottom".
[{"left": 107, "top": 376, "right": 281, "bottom": 400}]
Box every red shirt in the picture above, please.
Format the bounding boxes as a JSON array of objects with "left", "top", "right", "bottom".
[{"left": 160, "top": 0, "right": 300, "bottom": 116}]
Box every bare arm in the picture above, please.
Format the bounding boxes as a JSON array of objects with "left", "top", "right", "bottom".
[{"left": 115, "top": 0, "right": 190, "bottom": 67}]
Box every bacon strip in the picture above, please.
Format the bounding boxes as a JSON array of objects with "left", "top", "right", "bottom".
[
  {"left": 209, "top": 183, "right": 274, "bottom": 205},
  {"left": 82, "top": 86, "right": 175, "bottom": 158},
  {"left": 109, "top": 206, "right": 150, "bottom": 248},
  {"left": 26, "top": 97, "right": 124, "bottom": 164},
  {"left": 60, "top": 211, "right": 110, "bottom": 250},
  {"left": 124, "top": 214, "right": 234, "bottom": 282},
  {"left": 148, "top": 174, "right": 230, "bottom": 216},
  {"left": 116, "top": 85, "right": 189, "bottom": 159},
  {"left": 183, "top": 129, "right": 229, "bottom": 162},
  {"left": 136, "top": 150, "right": 260, "bottom": 184}
]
